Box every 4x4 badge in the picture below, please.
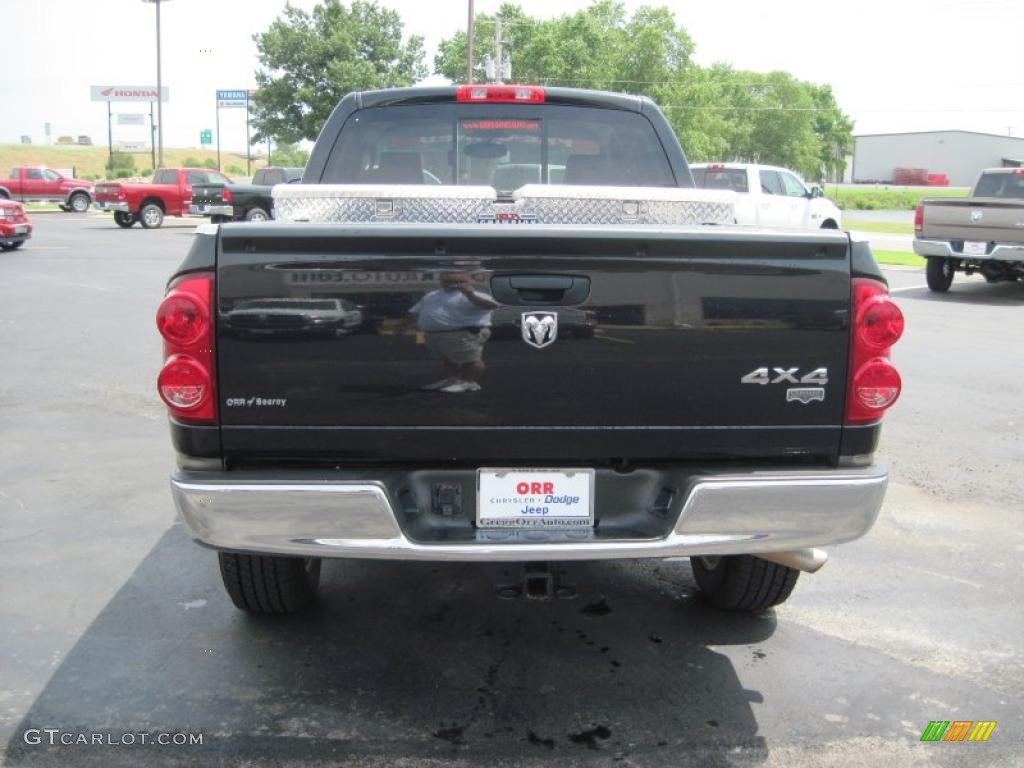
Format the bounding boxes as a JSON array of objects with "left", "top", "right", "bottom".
[{"left": 522, "top": 312, "right": 558, "bottom": 348}]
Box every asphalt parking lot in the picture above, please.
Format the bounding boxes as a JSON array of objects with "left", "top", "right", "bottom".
[{"left": 1, "top": 212, "right": 1021, "bottom": 767}]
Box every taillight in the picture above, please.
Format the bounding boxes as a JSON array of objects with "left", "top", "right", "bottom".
[
  {"left": 158, "top": 355, "right": 211, "bottom": 410},
  {"left": 157, "top": 293, "right": 207, "bottom": 346},
  {"left": 156, "top": 272, "right": 216, "bottom": 423},
  {"left": 913, "top": 204, "right": 924, "bottom": 233},
  {"left": 456, "top": 84, "right": 546, "bottom": 103},
  {"left": 221, "top": 187, "right": 233, "bottom": 204},
  {"left": 846, "top": 278, "right": 903, "bottom": 424},
  {"left": 856, "top": 293, "right": 904, "bottom": 349}
]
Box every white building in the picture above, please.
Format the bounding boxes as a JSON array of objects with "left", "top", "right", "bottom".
[{"left": 852, "top": 130, "right": 1024, "bottom": 187}]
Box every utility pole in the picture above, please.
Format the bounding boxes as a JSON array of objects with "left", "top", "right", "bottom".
[
  {"left": 142, "top": 0, "right": 169, "bottom": 167},
  {"left": 466, "top": 0, "right": 474, "bottom": 83},
  {"left": 215, "top": 98, "right": 221, "bottom": 171},
  {"left": 494, "top": 16, "right": 503, "bottom": 84},
  {"left": 245, "top": 90, "right": 251, "bottom": 176},
  {"left": 106, "top": 102, "right": 113, "bottom": 174},
  {"left": 155, "top": 0, "right": 164, "bottom": 167},
  {"left": 149, "top": 101, "right": 156, "bottom": 171}
]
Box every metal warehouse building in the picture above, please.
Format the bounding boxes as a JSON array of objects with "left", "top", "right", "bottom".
[{"left": 853, "top": 130, "right": 1024, "bottom": 187}]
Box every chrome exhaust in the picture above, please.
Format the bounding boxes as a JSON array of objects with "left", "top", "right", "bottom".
[{"left": 757, "top": 548, "right": 828, "bottom": 573}]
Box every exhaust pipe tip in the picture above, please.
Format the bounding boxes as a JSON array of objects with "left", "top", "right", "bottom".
[{"left": 756, "top": 547, "right": 828, "bottom": 573}]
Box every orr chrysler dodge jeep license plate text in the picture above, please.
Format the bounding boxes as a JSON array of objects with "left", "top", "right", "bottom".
[{"left": 477, "top": 469, "right": 595, "bottom": 528}]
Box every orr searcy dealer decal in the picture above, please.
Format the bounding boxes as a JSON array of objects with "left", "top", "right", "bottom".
[{"left": 225, "top": 397, "right": 287, "bottom": 408}]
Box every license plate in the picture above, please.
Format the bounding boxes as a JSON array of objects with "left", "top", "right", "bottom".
[
  {"left": 14, "top": 224, "right": 28, "bottom": 234},
  {"left": 191, "top": 204, "right": 209, "bottom": 214},
  {"left": 963, "top": 240, "right": 988, "bottom": 255},
  {"left": 477, "top": 468, "right": 594, "bottom": 528}
]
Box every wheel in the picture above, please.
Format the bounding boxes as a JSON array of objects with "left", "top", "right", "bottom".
[
  {"left": 244, "top": 207, "right": 270, "bottom": 222},
  {"left": 926, "top": 257, "right": 956, "bottom": 292},
  {"left": 68, "top": 192, "right": 90, "bottom": 212},
  {"left": 139, "top": 203, "right": 164, "bottom": 229},
  {"left": 218, "top": 552, "right": 321, "bottom": 614},
  {"left": 113, "top": 211, "right": 136, "bottom": 228},
  {"left": 691, "top": 555, "right": 799, "bottom": 612},
  {"left": 820, "top": 219, "right": 839, "bottom": 229},
  {"left": 1, "top": 241, "right": 23, "bottom": 251}
]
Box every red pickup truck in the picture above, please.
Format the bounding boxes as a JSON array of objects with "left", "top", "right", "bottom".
[
  {"left": 1, "top": 167, "right": 94, "bottom": 212},
  {"left": 94, "top": 168, "right": 233, "bottom": 229}
]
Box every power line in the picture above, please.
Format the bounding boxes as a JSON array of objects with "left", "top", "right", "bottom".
[{"left": 659, "top": 106, "right": 1024, "bottom": 113}]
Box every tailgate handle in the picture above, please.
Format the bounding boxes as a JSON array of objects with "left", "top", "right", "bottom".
[{"left": 491, "top": 275, "right": 591, "bottom": 305}]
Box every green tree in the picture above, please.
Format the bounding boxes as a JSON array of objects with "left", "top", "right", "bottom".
[
  {"left": 252, "top": 0, "right": 427, "bottom": 143},
  {"left": 106, "top": 151, "right": 135, "bottom": 172},
  {"left": 434, "top": 1, "right": 851, "bottom": 181},
  {"left": 269, "top": 142, "right": 311, "bottom": 167},
  {"left": 807, "top": 83, "right": 855, "bottom": 181},
  {"left": 434, "top": 1, "right": 692, "bottom": 92}
]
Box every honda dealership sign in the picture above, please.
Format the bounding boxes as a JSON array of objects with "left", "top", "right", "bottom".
[{"left": 90, "top": 85, "right": 169, "bottom": 102}]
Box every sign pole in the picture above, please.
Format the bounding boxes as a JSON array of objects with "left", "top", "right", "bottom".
[
  {"left": 107, "top": 102, "right": 113, "bottom": 175},
  {"left": 215, "top": 99, "right": 221, "bottom": 171},
  {"left": 245, "top": 90, "right": 251, "bottom": 176},
  {"left": 149, "top": 102, "right": 156, "bottom": 172}
]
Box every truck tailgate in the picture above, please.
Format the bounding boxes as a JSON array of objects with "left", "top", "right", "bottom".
[
  {"left": 921, "top": 198, "right": 1024, "bottom": 244},
  {"left": 192, "top": 185, "right": 226, "bottom": 206},
  {"left": 215, "top": 223, "right": 852, "bottom": 463}
]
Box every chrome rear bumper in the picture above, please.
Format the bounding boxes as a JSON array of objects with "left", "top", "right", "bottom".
[
  {"left": 172, "top": 465, "right": 887, "bottom": 561},
  {"left": 94, "top": 201, "right": 130, "bottom": 212},
  {"left": 914, "top": 238, "right": 1024, "bottom": 262},
  {"left": 189, "top": 204, "right": 233, "bottom": 217}
]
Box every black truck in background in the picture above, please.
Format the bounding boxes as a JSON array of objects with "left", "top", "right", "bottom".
[
  {"left": 190, "top": 166, "right": 303, "bottom": 223},
  {"left": 159, "top": 85, "right": 905, "bottom": 616}
]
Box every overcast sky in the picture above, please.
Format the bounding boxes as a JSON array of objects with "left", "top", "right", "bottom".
[{"left": 3, "top": 0, "right": 1023, "bottom": 153}]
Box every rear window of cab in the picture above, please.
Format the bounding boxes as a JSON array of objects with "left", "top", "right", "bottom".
[{"left": 321, "top": 103, "right": 675, "bottom": 195}]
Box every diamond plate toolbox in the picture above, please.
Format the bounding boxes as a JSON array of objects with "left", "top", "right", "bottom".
[{"left": 273, "top": 184, "right": 736, "bottom": 226}]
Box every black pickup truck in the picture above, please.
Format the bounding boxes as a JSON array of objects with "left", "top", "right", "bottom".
[
  {"left": 190, "top": 166, "right": 303, "bottom": 223},
  {"left": 159, "top": 85, "right": 904, "bottom": 615}
]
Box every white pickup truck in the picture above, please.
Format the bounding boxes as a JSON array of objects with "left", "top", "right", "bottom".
[{"left": 691, "top": 163, "right": 842, "bottom": 229}]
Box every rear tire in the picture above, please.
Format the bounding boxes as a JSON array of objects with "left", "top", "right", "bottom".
[
  {"left": 926, "top": 257, "right": 956, "bottom": 292},
  {"left": 244, "top": 207, "right": 270, "bottom": 222},
  {"left": 218, "top": 552, "right": 321, "bottom": 614},
  {"left": 692, "top": 555, "right": 799, "bottom": 612},
  {"left": 139, "top": 203, "right": 164, "bottom": 229},
  {"left": 1, "top": 241, "right": 24, "bottom": 251},
  {"left": 68, "top": 192, "right": 90, "bottom": 212},
  {"left": 113, "top": 211, "right": 136, "bottom": 228}
]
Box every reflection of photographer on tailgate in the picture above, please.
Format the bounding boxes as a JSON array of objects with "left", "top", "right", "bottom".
[{"left": 408, "top": 272, "right": 499, "bottom": 393}]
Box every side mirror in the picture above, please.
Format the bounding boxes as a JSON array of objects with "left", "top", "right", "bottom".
[{"left": 809, "top": 185, "right": 824, "bottom": 199}]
